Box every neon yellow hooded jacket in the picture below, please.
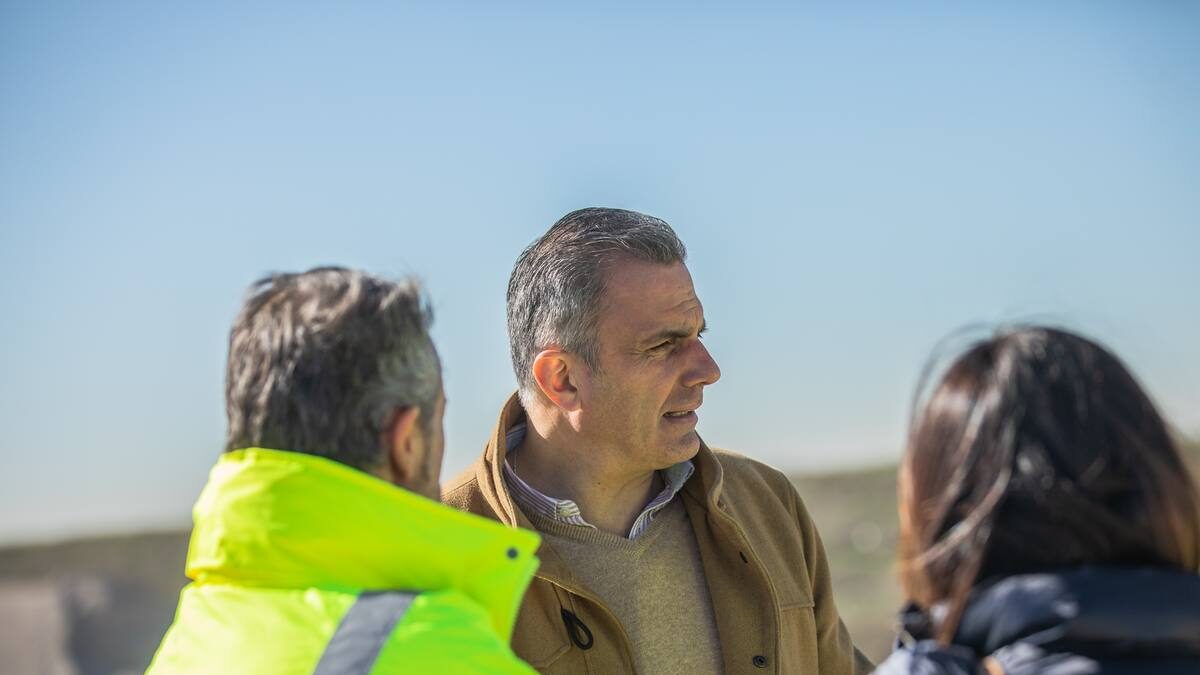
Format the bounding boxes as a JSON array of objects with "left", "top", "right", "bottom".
[{"left": 147, "top": 448, "right": 540, "bottom": 674}]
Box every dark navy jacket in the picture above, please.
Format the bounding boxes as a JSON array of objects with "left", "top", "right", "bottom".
[{"left": 872, "top": 567, "right": 1200, "bottom": 675}]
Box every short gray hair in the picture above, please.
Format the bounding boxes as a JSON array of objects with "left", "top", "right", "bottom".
[
  {"left": 224, "top": 266, "right": 441, "bottom": 472},
  {"left": 507, "top": 208, "right": 687, "bottom": 403}
]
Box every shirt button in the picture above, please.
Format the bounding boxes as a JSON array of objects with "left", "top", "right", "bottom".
[
  {"left": 506, "top": 547, "right": 518, "bottom": 559},
  {"left": 752, "top": 655, "right": 768, "bottom": 668}
]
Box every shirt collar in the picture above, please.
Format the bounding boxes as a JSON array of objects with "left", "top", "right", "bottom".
[{"left": 501, "top": 422, "right": 694, "bottom": 538}]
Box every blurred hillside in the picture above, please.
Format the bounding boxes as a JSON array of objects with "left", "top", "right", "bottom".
[
  {"left": 0, "top": 531, "right": 187, "bottom": 675},
  {"left": 1, "top": 437, "right": 1196, "bottom": 673},
  {"left": 793, "top": 466, "right": 902, "bottom": 661}
]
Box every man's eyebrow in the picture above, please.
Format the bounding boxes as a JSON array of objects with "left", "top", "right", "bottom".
[{"left": 643, "top": 320, "right": 707, "bottom": 345}]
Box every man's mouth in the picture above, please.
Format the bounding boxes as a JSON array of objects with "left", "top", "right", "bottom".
[{"left": 663, "top": 403, "right": 700, "bottom": 422}]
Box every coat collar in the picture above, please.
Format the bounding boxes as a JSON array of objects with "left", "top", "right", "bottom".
[
  {"left": 901, "top": 566, "right": 1200, "bottom": 657},
  {"left": 187, "top": 447, "right": 540, "bottom": 640},
  {"left": 476, "top": 393, "right": 726, "bottom": 583}
]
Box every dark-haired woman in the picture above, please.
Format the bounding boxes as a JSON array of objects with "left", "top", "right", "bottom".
[{"left": 874, "top": 327, "right": 1200, "bottom": 675}]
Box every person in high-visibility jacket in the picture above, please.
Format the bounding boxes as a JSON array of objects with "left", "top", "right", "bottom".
[{"left": 147, "top": 267, "right": 539, "bottom": 675}]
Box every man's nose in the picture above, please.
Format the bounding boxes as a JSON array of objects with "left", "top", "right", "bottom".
[{"left": 684, "top": 339, "right": 721, "bottom": 387}]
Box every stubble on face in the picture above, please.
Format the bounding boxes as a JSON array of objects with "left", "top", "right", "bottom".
[
  {"left": 416, "top": 390, "right": 446, "bottom": 500},
  {"left": 580, "top": 259, "right": 721, "bottom": 474}
]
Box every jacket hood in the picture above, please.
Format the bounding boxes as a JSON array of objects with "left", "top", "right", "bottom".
[
  {"left": 952, "top": 567, "right": 1200, "bottom": 657},
  {"left": 904, "top": 567, "right": 1200, "bottom": 657},
  {"left": 186, "top": 447, "right": 540, "bottom": 639},
  {"left": 882, "top": 567, "right": 1200, "bottom": 674}
]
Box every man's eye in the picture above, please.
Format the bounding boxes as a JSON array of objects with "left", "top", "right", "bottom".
[{"left": 650, "top": 340, "right": 673, "bottom": 352}]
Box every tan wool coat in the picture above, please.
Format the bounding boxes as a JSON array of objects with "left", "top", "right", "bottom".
[{"left": 443, "top": 395, "right": 874, "bottom": 675}]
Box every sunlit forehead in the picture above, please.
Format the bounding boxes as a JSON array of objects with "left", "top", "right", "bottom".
[
  {"left": 638, "top": 310, "right": 707, "bottom": 349},
  {"left": 601, "top": 261, "right": 706, "bottom": 346}
]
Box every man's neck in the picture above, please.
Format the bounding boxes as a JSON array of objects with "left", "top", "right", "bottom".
[{"left": 512, "top": 419, "right": 664, "bottom": 537}]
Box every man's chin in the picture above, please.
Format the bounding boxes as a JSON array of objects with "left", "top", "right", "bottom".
[{"left": 660, "top": 431, "right": 702, "bottom": 466}]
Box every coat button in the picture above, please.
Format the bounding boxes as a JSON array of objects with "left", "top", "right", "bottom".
[{"left": 752, "top": 655, "right": 768, "bottom": 668}]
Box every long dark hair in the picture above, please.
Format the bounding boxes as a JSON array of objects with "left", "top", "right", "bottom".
[{"left": 898, "top": 326, "right": 1200, "bottom": 642}]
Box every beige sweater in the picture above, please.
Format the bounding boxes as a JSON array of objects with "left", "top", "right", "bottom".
[{"left": 525, "top": 498, "right": 724, "bottom": 675}]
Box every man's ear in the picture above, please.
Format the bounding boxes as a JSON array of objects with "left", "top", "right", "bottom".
[
  {"left": 383, "top": 406, "right": 422, "bottom": 488},
  {"left": 531, "top": 349, "right": 583, "bottom": 412}
]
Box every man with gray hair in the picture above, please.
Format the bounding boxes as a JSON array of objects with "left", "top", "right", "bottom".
[
  {"left": 148, "top": 267, "right": 540, "bottom": 675},
  {"left": 445, "top": 209, "right": 872, "bottom": 674}
]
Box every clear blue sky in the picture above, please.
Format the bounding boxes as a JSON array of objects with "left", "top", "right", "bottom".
[{"left": 2, "top": 2, "right": 1197, "bottom": 543}]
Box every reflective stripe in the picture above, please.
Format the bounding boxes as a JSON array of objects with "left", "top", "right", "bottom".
[{"left": 313, "top": 591, "right": 417, "bottom": 675}]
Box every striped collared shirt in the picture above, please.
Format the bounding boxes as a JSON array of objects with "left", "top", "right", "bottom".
[{"left": 501, "top": 422, "right": 694, "bottom": 539}]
